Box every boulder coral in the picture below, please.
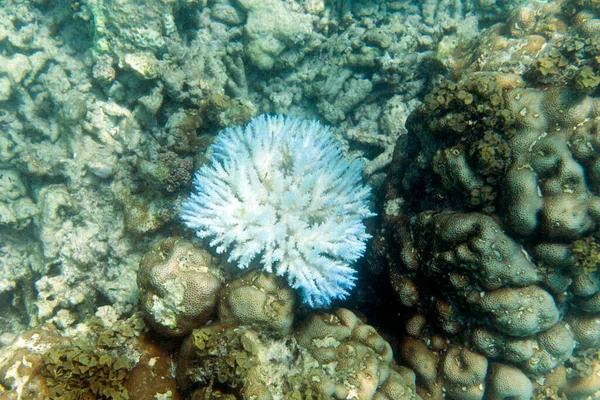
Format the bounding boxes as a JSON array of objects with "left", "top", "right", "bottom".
[
  {"left": 379, "top": 2, "right": 600, "bottom": 399},
  {"left": 177, "top": 270, "right": 421, "bottom": 399},
  {"left": 137, "top": 237, "right": 224, "bottom": 337}
]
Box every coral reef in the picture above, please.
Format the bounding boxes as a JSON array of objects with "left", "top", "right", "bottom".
[
  {"left": 182, "top": 115, "right": 375, "bottom": 307},
  {"left": 6, "top": 0, "right": 600, "bottom": 398},
  {"left": 177, "top": 271, "right": 421, "bottom": 399},
  {"left": 0, "top": 271, "right": 420, "bottom": 400},
  {"left": 0, "top": 0, "right": 514, "bottom": 337},
  {"left": 378, "top": 1, "right": 600, "bottom": 399},
  {"left": 0, "top": 0, "right": 148, "bottom": 335}
]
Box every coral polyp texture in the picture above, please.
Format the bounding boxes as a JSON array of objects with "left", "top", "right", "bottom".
[
  {"left": 137, "top": 237, "right": 224, "bottom": 337},
  {"left": 376, "top": 2, "right": 600, "bottom": 399},
  {"left": 182, "top": 114, "right": 374, "bottom": 307},
  {"left": 177, "top": 271, "right": 420, "bottom": 400}
]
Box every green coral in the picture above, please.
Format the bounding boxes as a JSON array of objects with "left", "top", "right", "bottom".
[
  {"left": 186, "top": 325, "right": 257, "bottom": 390},
  {"left": 533, "top": 385, "right": 568, "bottom": 400},
  {"left": 178, "top": 323, "right": 276, "bottom": 398},
  {"left": 42, "top": 315, "right": 144, "bottom": 399},
  {"left": 575, "top": 65, "right": 600, "bottom": 93}
]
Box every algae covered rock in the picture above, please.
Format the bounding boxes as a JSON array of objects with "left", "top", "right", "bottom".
[
  {"left": 0, "top": 168, "right": 38, "bottom": 230},
  {"left": 0, "top": 308, "right": 179, "bottom": 400}
]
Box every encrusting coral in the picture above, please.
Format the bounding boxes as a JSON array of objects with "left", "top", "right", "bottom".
[{"left": 181, "top": 114, "right": 375, "bottom": 307}]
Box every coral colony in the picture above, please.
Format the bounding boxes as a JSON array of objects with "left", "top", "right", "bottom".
[{"left": 182, "top": 115, "right": 374, "bottom": 307}]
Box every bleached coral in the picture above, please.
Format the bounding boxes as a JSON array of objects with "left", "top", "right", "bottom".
[{"left": 182, "top": 115, "right": 374, "bottom": 307}]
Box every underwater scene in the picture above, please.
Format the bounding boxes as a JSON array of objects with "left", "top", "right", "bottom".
[{"left": 1, "top": 0, "right": 600, "bottom": 398}]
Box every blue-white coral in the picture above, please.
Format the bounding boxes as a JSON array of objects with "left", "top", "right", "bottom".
[{"left": 181, "top": 115, "right": 374, "bottom": 307}]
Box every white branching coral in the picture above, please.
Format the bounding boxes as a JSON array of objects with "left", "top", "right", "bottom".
[{"left": 181, "top": 115, "right": 374, "bottom": 307}]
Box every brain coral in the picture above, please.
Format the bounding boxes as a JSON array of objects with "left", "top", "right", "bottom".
[
  {"left": 137, "top": 237, "right": 223, "bottom": 337},
  {"left": 182, "top": 114, "right": 374, "bottom": 307}
]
